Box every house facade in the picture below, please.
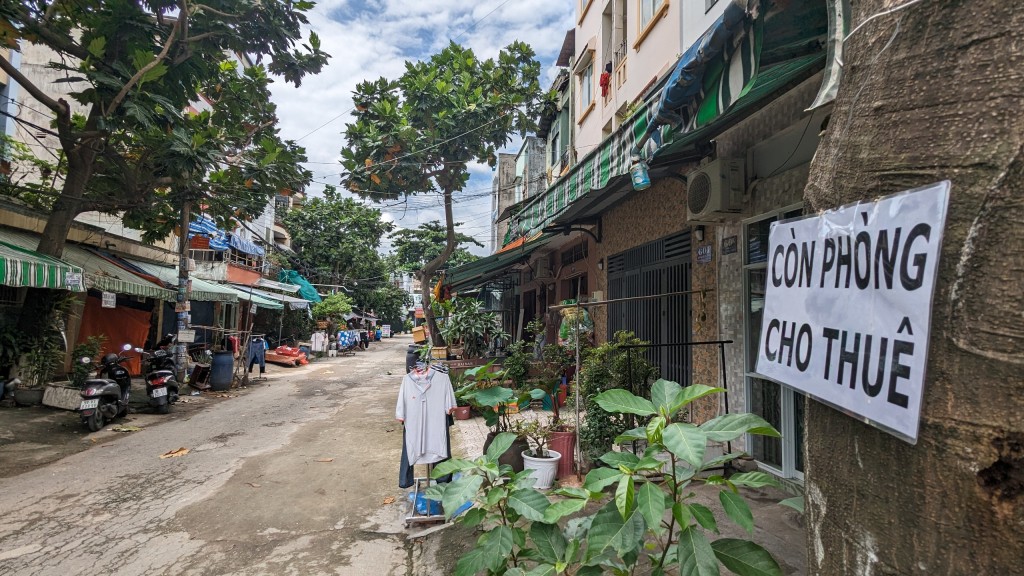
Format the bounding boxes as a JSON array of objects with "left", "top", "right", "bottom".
[{"left": 447, "top": 0, "right": 837, "bottom": 484}]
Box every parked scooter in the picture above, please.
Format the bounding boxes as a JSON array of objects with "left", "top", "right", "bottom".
[
  {"left": 139, "top": 344, "right": 179, "bottom": 414},
  {"left": 78, "top": 344, "right": 134, "bottom": 432}
]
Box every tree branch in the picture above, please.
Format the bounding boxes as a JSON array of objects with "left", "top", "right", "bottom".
[
  {"left": 104, "top": 18, "right": 181, "bottom": 116},
  {"left": 192, "top": 3, "right": 240, "bottom": 19},
  {"left": 0, "top": 54, "right": 67, "bottom": 115}
]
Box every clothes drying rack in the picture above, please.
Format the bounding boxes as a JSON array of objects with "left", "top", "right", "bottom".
[{"left": 404, "top": 462, "right": 446, "bottom": 528}]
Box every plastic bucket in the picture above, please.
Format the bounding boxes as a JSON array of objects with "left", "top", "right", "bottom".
[{"left": 209, "top": 351, "right": 233, "bottom": 391}]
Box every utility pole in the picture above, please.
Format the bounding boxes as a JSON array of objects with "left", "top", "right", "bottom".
[{"left": 175, "top": 200, "right": 193, "bottom": 383}]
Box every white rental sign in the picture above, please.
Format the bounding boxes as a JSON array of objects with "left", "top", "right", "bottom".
[{"left": 755, "top": 182, "right": 950, "bottom": 443}]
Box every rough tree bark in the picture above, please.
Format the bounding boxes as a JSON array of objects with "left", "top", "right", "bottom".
[
  {"left": 418, "top": 187, "right": 458, "bottom": 346},
  {"left": 803, "top": 1, "right": 1023, "bottom": 574}
]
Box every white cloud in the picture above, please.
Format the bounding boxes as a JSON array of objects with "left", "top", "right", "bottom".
[{"left": 270, "top": 0, "right": 574, "bottom": 257}]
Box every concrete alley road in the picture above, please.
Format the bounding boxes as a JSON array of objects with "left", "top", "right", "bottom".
[{"left": 0, "top": 336, "right": 467, "bottom": 575}]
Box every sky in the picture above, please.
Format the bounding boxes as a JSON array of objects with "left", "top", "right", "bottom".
[{"left": 268, "top": 0, "right": 576, "bottom": 256}]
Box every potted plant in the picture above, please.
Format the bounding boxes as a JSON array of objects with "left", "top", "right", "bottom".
[
  {"left": 517, "top": 418, "right": 561, "bottom": 490},
  {"left": 438, "top": 297, "right": 503, "bottom": 359},
  {"left": 462, "top": 360, "right": 534, "bottom": 472},
  {"left": 527, "top": 342, "right": 578, "bottom": 478},
  {"left": 451, "top": 372, "right": 473, "bottom": 420},
  {"left": 14, "top": 336, "right": 65, "bottom": 405}
]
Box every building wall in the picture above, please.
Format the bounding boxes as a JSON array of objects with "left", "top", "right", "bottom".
[
  {"left": 591, "top": 174, "right": 691, "bottom": 340},
  {"left": 491, "top": 153, "right": 517, "bottom": 252},
  {"left": 705, "top": 74, "right": 828, "bottom": 448}
]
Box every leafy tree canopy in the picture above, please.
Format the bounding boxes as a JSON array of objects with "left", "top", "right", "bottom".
[
  {"left": 0, "top": 0, "right": 329, "bottom": 255},
  {"left": 312, "top": 292, "right": 353, "bottom": 320},
  {"left": 339, "top": 40, "right": 546, "bottom": 341},
  {"left": 282, "top": 185, "right": 394, "bottom": 286},
  {"left": 391, "top": 221, "right": 482, "bottom": 273},
  {"left": 361, "top": 283, "right": 411, "bottom": 329}
]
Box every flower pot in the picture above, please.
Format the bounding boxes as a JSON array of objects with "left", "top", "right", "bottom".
[
  {"left": 13, "top": 388, "right": 44, "bottom": 406},
  {"left": 453, "top": 405, "right": 472, "bottom": 420},
  {"left": 548, "top": 431, "right": 577, "bottom": 479},
  {"left": 522, "top": 449, "right": 561, "bottom": 490},
  {"left": 483, "top": 431, "right": 529, "bottom": 472}
]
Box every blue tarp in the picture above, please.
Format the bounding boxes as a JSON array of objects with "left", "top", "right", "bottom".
[
  {"left": 228, "top": 233, "right": 265, "bottom": 256},
  {"left": 653, "top": 0, "right": 751, "bottom": 128},
  {"left": 279, "top": 269, "right": 322, "bottom": 303},
  {"left": 188, "top": 215, "right": 230, "bottom": 251}
]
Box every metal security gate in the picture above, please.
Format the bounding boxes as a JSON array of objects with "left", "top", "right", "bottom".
[{"left": 607, "top": 232, "right": 692, "bottom": 385}]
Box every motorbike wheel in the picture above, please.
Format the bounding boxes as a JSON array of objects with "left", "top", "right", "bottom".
[
  {"left": 157, "top": 403, "right": 170, "bottom": 414},
  {"left": 87, "top": 410, "right": 105, "bottom": 432}
]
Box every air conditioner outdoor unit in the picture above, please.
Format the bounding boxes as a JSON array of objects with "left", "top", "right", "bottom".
[
  {"left": 533, "top": 256, "right": 553, "bottom": 280},
  {"left": 686, "top": 158, "right": 746, "bottom": 221}
]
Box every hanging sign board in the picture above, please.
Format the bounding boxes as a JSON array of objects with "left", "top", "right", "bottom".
[
  {"left": 177, "top": 329, "right": 196, "bottom": 343},
  {"left": 65, "top": 272, "right": 83, "bottom": 290},
  {"left": 101, "top": 291, "right": 116, "bottom": 308},
  {"left": 755, "top": 182, "right": 950, "bottom": 444}
]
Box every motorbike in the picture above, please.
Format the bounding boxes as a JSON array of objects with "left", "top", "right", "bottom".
[
  {"left": 139, "top": 345, "right": 179, "bottom": 414},
  {"left": 78, "top": 344, "right": 134, "bottom": 432}
]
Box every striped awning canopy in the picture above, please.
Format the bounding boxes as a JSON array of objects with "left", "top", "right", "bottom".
[
  {"left": 0, "top": 239, "right": 85, "bottom": 291},
  {"left": 128, "top": 260, "right": 239, "bottom": 303},
  {"left": 222, "top": 284, "right": 285, "bottom": 310},
  {"left": 230, "top": 284, "right": 309, "bottom": 310}
]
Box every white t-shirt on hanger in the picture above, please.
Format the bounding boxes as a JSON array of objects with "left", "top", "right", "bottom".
[{"left": 396, "top": 367, "right": 455, "bottom": 466}]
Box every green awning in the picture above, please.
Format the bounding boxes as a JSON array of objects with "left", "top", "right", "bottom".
[
  {"left": 0, "top": 239, "right": 84, "bottom": 291},
  {"left": 129, "top": 260, "right": 239, "bottom": 303},
  {"left": 222, "top": 284, "right": 284, "bottom": 310},
  {"left": 0, "top": 228, "right": 172, "bottom": 299},
  {"left": 654, "top": 52, "right": 825, "bottom": 159},
  {"left": 60, "top": 244, "right": 175, "bottom": 300},
  {"left": 447, "top": 233, "right": 554, "bottom": 291},
  {"left": 511, "top": 98, "right": 671, "bottom": 237}
]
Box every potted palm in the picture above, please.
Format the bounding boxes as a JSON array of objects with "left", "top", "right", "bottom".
[{"left": 518, "top": 418, "right": 561, "bottom": 490}]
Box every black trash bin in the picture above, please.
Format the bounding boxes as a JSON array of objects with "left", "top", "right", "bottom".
[{"left": 406, "top": 344, "right": 419, "bottom": 373}]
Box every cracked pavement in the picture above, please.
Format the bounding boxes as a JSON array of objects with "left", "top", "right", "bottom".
[{"left": 0, "top": 336, "right": 470, "bottom": 575}]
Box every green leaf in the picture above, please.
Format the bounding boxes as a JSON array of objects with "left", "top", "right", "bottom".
[
  {"left": 508, "top": 488, "right": 550, "bottom": 522},
  {"left": 455, "top": 525, "right": 514, "bottom": 576},
  {"left": 700, "top": 414, "right": 781, "bottom": 442},
  {"left": 677, "top": 525, "right": 720, "bottom": 576},
  {"left": 728, "top": 472, "right": 781, "bottom": 489},
  {"left": 614, "top": 427, "right": 648, "bottom": 444},
  {"left": 485, "top": 431, "right": 518, "bottom": 461},
  {"left": 662, "top": 423, "right": 707, "bottom": 468},
  {"left": 522, "top": 565, "right": 557, "bottom": 576},
  {"left": 672, "top": 501, "right": 693, "bottom": 527},
  {"left": 472, "top": 385, "right": 515, "bottom": 408},
  {"left": 543, "top": 498, "right": 588, "bottom": 523},
  {"left": 587, "top": 503, "right": 646, "bottom": 558},
  {"left": 711, "top": 539, "right": 782, "bottom": 576},
  {"left": 486, "top": 485, "right": 508, "bottom": 506},
  {"left": 779, "top": 496, "right": 804, "bottom": 513},
  {"left": 614, "top": 474, "right": 634, "bottom": 519},
  {"left": 651, "top": 379, "right": 683, "bottom": 413},
  {"left": 600, "top": 451, "right": 640, "bottom": 469},
  {"left": 636, "top": 482, "right": 668, "bottom": 532},
  {"left": 719, "top": 490, "right": 754, "bottom": 534},
  {"left": 671, "top": 384, "right": 725, "bottom": 413},
  {"left": 460, "top": 507, "right": 486, "bottom": 527},
  {"left": 689, "top": 503, "right": 718, "bottom": 533},
  {"left": 530, "top": 522, "right": 567, "bottom": 563},
  {"left": 584, "top": 467, "right": 623, "bottom": 492},
  {"left": 552, "top": 486, "right": 592, "bottom": 500},
  {"left": 646, "top": 416, "right": 666, "bottom": 441},
  {"left": 87, "top": 36, "right": 106, "bottom": 58},
  {"left": 441, "top": 475, "right": 483, "bottom": 520},
  {"left": 431, "top": 458, "right": 476, "bottom": 478},
  {"left": 594, "top": 389, "right": 657, "bottom": 416}
]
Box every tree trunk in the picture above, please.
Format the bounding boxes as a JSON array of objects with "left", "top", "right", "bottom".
[
  {"left": 803, "top": 2, "right": 1024, "bottom": 574},
  {"left": 419, "top": 186, "right": 459, "bottom": 345},
  {"left": 17, "top": 143, "right": 97, "bottom": 341}
]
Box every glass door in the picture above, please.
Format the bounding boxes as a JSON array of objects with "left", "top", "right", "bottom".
[{"left": 743, "top": 205, "right": 805, "bottom": 480}]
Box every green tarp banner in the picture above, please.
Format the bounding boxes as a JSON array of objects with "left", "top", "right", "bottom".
[{"left": 279, "top": 270, "right": 321, "bottom": 303}]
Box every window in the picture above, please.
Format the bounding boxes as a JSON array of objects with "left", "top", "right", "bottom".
[
  {"left": 639, "top": 0, "right": 666, "bottom": 30},
  {"left": 743, "top": 204, "right": 805, "bottom": 479},
  {"left": 579, "top": 61, "right": 594, "bottom": 112}
]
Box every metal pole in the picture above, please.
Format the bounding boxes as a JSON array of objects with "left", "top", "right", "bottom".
[
  {"left": 719, "top": 342, "right": 732, "bottom": 457},
  {"left": 175, "top": 201, "right": 192, "bottom": 384},
  {"left": 574, "top": 300, "right": 582, "bottom": 480}
]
